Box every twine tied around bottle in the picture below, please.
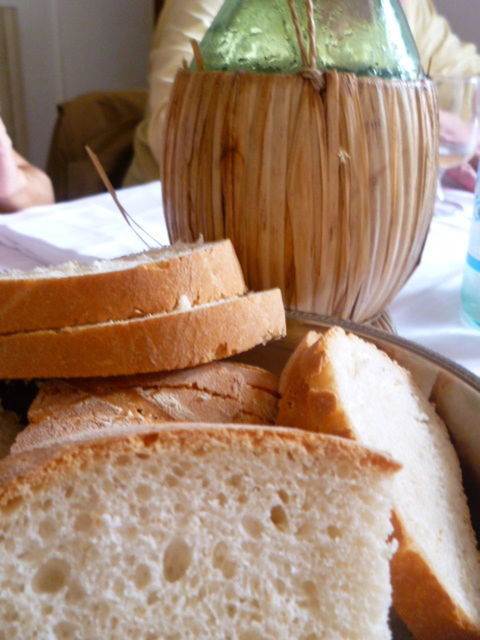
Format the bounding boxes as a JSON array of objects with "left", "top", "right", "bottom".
[
  {"left": 189, "top": 0, "right": 325, "bottom": 91},
  {"left": 287, "top": 0, "right": 325, "bottom": 92}
]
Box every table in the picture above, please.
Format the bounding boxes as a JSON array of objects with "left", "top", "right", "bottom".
[
  {"left": 0, "top": 181, "right": 478, "bottom": 378},
  {"left": 389, "top": 189, "right": 480, "bottom": 377}
]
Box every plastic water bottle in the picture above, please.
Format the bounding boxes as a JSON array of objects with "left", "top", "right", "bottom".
[{"left": 461, "top": 168, "right": 480, "bottom": 328}]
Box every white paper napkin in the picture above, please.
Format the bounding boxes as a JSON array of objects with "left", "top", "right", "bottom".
[{"left": 0, "top": 182, "right": 169, "bottom": 271}]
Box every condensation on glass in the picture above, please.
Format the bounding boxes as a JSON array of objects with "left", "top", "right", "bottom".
[{"left": 197, "top": 0, "right": 423, "bottom": 80}]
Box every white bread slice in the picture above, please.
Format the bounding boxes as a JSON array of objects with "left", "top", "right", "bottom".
[
  {"left": 0, "top": 423, "right": 400, "bottom": 639},
  {"left": 12, "top": 362, "right": 279, "bottom": 453},
  {"left": 277, "top": 327, "right": 480, "bottom": 640},
  {"left": 0, "top": 289, "right": 286, "bottom": 379},
  {"left": 0, "top": 239, "right": 246, "bottom": 333}
]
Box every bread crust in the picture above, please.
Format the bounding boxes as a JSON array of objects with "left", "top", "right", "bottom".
[
  {"left": 28, "top": 361, "right": 279, "bottom": 411},
  {"left": 391, "top": 513, "right": 480, "bottom": 640},
  {"left": 0, "top": 407, "right": 22, "bottom": 459},
  {"left": 277, "top": 327, "right": 480, "bottom": 640},
  {"left": 278, "top": 330, "right": 353, "bottom": 438},
  {"left": 27, "top": 362, "right": 279, "bottom": 422},
  {"left": 0, "top": 423, "right": 401, "bottom": 507},
  {"left": 0, "top": 240, "right": 247, "bottom": 333},
  {"left": 0, "top": 290, "right": 286, "bottom": 379},
  {"left": 12, "top": 363, "right": 280, "bottom": 453}
]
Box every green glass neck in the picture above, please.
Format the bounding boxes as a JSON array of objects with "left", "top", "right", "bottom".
[{"left": 197, "top": 0, "right": 423, "bottom": 80}]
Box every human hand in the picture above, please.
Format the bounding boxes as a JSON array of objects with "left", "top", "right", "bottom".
[
  {"left": 0, "top": 117, "right": 27, "bottom": 203},
  {"left": 443, "top": 154, "right": 478, "bottom": 192},
  {"left": 0, "top": 117, "right": 54, "bottom": 212},
  {"left": 439, "top": 110, "right": 479, "bottom": 192},
  {"left": 439, "top": 109, "right": 475, "bottom": 148}
]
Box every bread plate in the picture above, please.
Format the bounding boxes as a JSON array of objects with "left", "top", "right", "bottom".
[
  {"left": 237, "top": 310, "right": 480, "bottom": 640},
  {"left": 1, "top": 310, "right": 478, "bottom": 639}
]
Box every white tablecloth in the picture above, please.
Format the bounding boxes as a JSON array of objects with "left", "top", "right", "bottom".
[{"left": 0, "top": 181, "right": 478, "bottom": 378}]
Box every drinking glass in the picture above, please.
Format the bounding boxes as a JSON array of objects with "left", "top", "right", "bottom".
[{"left": 433, "top": 75, "right": 480, "bottom": 213}]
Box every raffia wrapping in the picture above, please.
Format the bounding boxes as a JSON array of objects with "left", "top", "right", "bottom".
[{"left": 161, "top": 69, "right": 438, "bottom": 324}]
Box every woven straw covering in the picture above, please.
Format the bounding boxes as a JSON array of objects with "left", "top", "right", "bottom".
[{"left": 161, "top": 69, "right": 438, "bottom": 324}]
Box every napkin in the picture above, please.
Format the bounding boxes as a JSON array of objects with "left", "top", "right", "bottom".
[{"left": 0, "top": 182, "right": 168, "bottom": 271}]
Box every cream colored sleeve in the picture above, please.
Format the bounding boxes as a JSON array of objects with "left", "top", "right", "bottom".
[
  {"left": 402, "top": 0, "right": 480, "bottom": 75},
  {"left": 125, "top": 0, "right": 480, "bottom": 186},
  {"left": 147, "top": 0, "right": 223, "bottom": 167}
]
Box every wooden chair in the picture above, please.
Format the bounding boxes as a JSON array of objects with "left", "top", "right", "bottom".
[
  {"left": 46, "top": 1, "right": 166, "bottom": 201},
  {"left": 154, "top": 0, "right": 165, "bottom": 20}
]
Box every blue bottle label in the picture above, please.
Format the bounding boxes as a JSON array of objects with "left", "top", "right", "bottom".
[
  {"left": 467, "top": 171, "right": 480, "bottom": 271},
  {"left": 467, "top": 251, "right": 480, "bottom": 272},
  {"left": 475, "top": 167, "right": 480, "bottom": 221}
]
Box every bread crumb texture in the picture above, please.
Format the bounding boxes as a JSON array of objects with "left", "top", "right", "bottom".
[
  {"left": 0, "top": 426, "right": 395, "bottom": 639},
  {"left": 278, "top": 328, "right": 480, "bottom": 639},
  {"left": 323, "top": 330, "right": 480, "bottom": 626}
]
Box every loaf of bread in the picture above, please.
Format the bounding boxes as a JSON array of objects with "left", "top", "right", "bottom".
[
  {"left": 277, "top": 327, "right": 480, "bottom": 640},
  {"left": 0, "top": 289, "right": 286, "bottom": 379},
  {"left": 12, "top": 362, "right": 279, "bottom": 453},
  {"left": 0, "top": 240, "right": 247, "bottom": 333},
  {"left": 0, "top": 423, "right": 400, "bottom": 639}
]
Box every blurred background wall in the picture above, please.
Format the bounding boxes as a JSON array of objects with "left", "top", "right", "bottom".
[
  {"left": 0, "top": 0, "right": 153, "bottom": 168},
  {"left": 435, "top": 0, "right": 480, "bottom": 54}
]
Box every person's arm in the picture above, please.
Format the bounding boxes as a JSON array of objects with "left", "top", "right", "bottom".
[
  {"left": 0, "top": 119, "right": 54, "bottom": 213},
  {"left": 147, "top": 0, "right": 223, "bottom": 168},
  {"left": 402, "top": 0, "right": 480, "bottom": 76},
  {"left": 123, "top": 0, "right": 223, "bottom": 186},
  {"left": 402, "top": 0, "right": 480, "bottom": 191},
  {"left": 128, "top": 0, "right": 480, "bottom": 189}
]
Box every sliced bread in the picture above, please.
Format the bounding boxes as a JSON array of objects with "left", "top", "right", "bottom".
[
  {"left": 0, "top": 289, "right": 286, "bottom": 379},
  {"left": 0, "top": 423, "right": 400, "bottom": 639},
  {"left": 12, "top": 362, "right": 279, "bottom": 453},
  {"left": 277, "top": 327, "right": 480, "bottom": 640},
  {"left": 0, "top": 239, "right": 246, "bottom": 333}
]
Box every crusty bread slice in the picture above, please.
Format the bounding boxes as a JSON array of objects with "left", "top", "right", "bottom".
[
  {"left": 12, "top": 362, "right": 279, "bottom": 453},
  {"left": 0, "top": 239, "right": 246, "bottom": 333},
  {"left": 277, "top": 327, "right": 480, "bottom": 640},
  {"left": 0, "top": 423, "right": 400, "bottom": 639},
  {"left": 0, "top": 289, "right": 286, "bottom": 379}
]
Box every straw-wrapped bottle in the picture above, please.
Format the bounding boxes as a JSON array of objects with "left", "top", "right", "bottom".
[{"left": 161, "top": 0, "right": 439, "bottom": 330}]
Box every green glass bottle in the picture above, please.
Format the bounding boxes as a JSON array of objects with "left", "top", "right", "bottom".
[{"left": 197, "top": 0, "right": 422, "bottom": 80}]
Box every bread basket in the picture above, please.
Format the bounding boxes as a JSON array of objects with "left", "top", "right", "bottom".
[{"left": 237, "top": 310, "right": 480, "bottom": 640}]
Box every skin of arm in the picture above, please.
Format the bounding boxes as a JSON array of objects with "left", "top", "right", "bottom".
[
  {"left": 402, "top": 0, "right": 480, "bottom": 76},
  {"left": 0, "top": 118, "right": 54, "bottom": 213},
  {"left": 402, "top": 0, "right": 480, "bottom": 191}
]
